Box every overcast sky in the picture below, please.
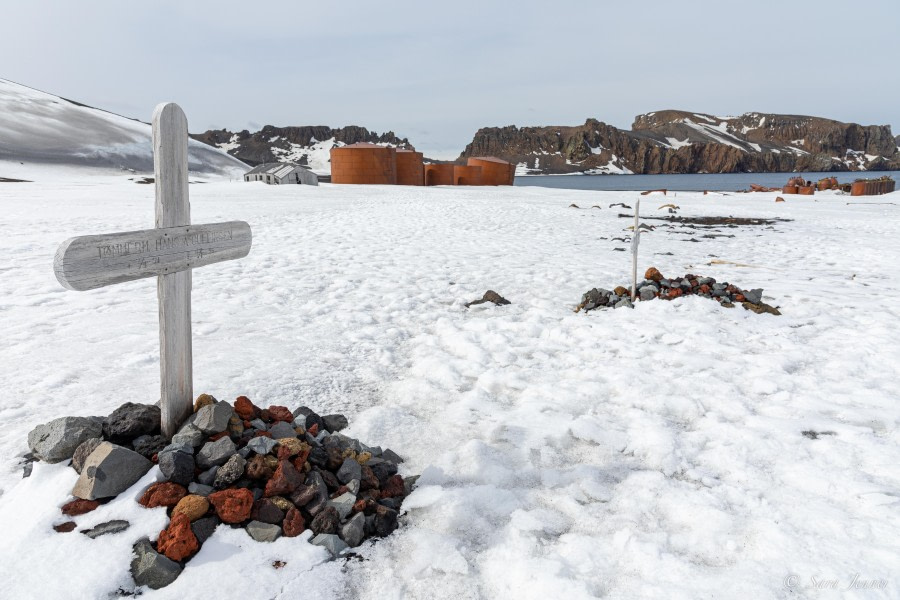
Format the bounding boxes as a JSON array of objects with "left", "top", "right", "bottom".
[{"left": 2, "top": 0, "right": 898, "bottom": 158}]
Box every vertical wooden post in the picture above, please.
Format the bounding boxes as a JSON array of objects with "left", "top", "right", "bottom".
[
  {"left": 153, "top": 103, "right": 192, "bottom": 438},
  {"left": 631, "top": 198, "right": 640, "bottom": 301}
]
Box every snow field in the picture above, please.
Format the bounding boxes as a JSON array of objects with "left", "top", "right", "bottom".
[{"left": 0, "top": 179, "right": 897, "bottom": 599}]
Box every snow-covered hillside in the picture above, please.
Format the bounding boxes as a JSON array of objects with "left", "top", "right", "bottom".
[
  {"left": 0, "top": 79, "right": 248, "bottom": 179},
  {"left": 0, "top": 179, "right": 897, "bottom": 599}
]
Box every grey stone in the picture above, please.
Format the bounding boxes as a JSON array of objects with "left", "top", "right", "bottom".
[
  {"left": 131, "top": 537, "right": 181, "bottom": 590},
  {"left": 71, "top": 437, "right": 103, "bottom": 474},
  {"left": 340, "top": 512, "right": 365, "bottom": 547},
  {"left": 639, "top": 287, "right": 656, "bottom": 301},
  {"left": 188, "top": 482, "right": 213, "bottom": 497},
  {"left": 72, "top": 442, "right": 152, "bottom": 500},
  {"left": 361, "top": 444, "right": 382, "bottom": 457},
  {"left": 82, "top": 519, "right": 129, "bottom": 539},
  {"left": 607, "top": 294, "right": 620, "bottom": 305},
  {"left": 381, "top": 448, "right": 403, "bottom": 465},
  {"left": 194, "top": 402, "right": 234, "bottom": 435},
  {"left": 28, "top": 417, "right": 103, "bottom": 464},
  {"left": 132, "top": 435, "right": 167, "bottom": 459},
  {"left": 614, "top": 298, "right": 634, "bottom": 309},
  {"left": 302, "top": 471, "right": 330, "bottom": 513},
  {"left": 160, "top": 441, "right": 193, "bottom": 457},
  {"left": 712, "top": 282, "right": 726, "bottom": 290},
  {"left": 268, "top": 421, "right": 297, "bottom": 440},
  {"left": 197, "top": 466, "right": 219, "bottom": 486},
  {"left": 346, "top": 479, "right": 360, "bottom": 495},
  {"left": 171, "top": 424, "right": 203, "bottom": 448},
  {"left": 246, "top": 520, "right": 282, "bottom": 543},
  {"left": 213, "top": 453, "right": 246, "bottom": 489},
  {"left": 698, "top": 277, "right": 714, "bottom": 286},
  {"left": 322, "top": 414, "right": 349, "bottom": 432},
  {"left": 404, "top": 475, "right": 419, "bottom": 496},
  {"left": 246, "top": 437, "right": 278, "bottom": 455},
  {"left": 311, "top": 533, "right": 348, "bottom": 557},
  {"left": 104, "top": 403, "right": 160, "bottom": 441},
  {"left": 196, "top": 437, "right": 237, "bottom": 469},
  {"left": 659, "top": 279, "right": 671, "bottom": 287},
  {"left": 159, "top": 450, "right": 194, "bottom": 486},
  {"left": 249, "top": 418, "right": 267, "bottom": 431},
  {"left": 364, "top": 515, "right": 376, "bottom": 536},
  {"left": 238, "top": 446, "right": 252, "bottom": 459},
  {"left": 328, "top": 492, "right": 357, "bottom": 520},
  {"left": 336, "top": 458, "right": 361, "bottom": 484},
  {"left": 191, "top": 516, "right": 219, "bottom": 544},
  {"left": 744, "top": 288, "right": 763, "bottom": 304}
]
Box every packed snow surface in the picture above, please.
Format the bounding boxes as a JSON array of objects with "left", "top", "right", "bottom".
[{"left": 0, "top": 176, "right": 898, "bottom": 599}]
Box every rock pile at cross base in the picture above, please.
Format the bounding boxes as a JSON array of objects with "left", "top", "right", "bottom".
[
  {"left": 577, "top": 266, "right": 781, "bottom": 315},
  {"left": 27, "top": 395, "right": 413, "bottom": 590}
]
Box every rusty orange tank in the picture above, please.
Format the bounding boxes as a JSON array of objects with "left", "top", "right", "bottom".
[
  {"left": 396, "top": 149, "right": 424, "bottom": 186},
  {"left": 424, "top": 164, "right": 455, "bottom": 186},
  {"left": 466, "top": 157, "right": 515, "bottom": 185},
  {"left": 330, "top": 143, "right": 397, "bottom": 184}
]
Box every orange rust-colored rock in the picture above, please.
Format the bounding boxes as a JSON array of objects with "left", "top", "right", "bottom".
[
  {"left": 208, "top": 488, "right": 254, "bottom": 523},
  {"left": 172, "top": 495, "right": 210, "bottom": 522},
  {"left": 61, "top": 499, "right": 99, "bottom": 516},
  {"left": 156, "top": 513, "right": 199, "bottom": 561},
  {"left": 234, "top": 396, "right": 260, "bottom": 421},
  {"left": 645, "top": 267, "right": 663, "bottom": 282},
  {"left": 396, "top": 149, "right": 424, "bottom": 186},
  {"left": 453, "top": 165, "right": 483, "bottom": 186},
  {"left": 282, "top": 507, "right": 306, "bottom": 537},
  {"left": 424, "top": 163, "right": 454, "bottom": 186},
  {"left": 330, "top": 143, "right": 397, "bottom": 185},
  {"left": 466, "top": 157, "right": 515, "bottom": 185},
  {"left": 265, "top": 460, "right": 305, "bottom": 497},
  {"left": 139, "top": 482, "right": 187, "bottom": 508},
  {"left": 268, "top": 406, "right": 293, "bottom": 423},
  {"left": 381, "top": 474, "right": 406, "bottom": 498}
]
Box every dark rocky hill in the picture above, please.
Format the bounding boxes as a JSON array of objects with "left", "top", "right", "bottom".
[{"left": 459, "top": 111, "right": 900, "bottom": 175}]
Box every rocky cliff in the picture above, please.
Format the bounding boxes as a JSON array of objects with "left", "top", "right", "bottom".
[
  {"left": 191, "top": 125, "right": 413, "bottom": 173},
  {"left": 459, "top": 111, "right": 900, "bottom": 175}
]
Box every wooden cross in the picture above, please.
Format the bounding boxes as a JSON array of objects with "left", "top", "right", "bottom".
[{"left": 54, "top": 103, "right": 252, "bottom": 438}]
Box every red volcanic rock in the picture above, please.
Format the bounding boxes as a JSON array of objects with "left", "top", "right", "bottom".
[
  {"left": 265, "top": 460, "right": 304, "bottom": 497},
  {"left": 645, "top": 267, "right": 663, "bottom": 282},
  {"left": 235, "top": 396, "right": 260, "bottom": 421},
  {"left": 307, "top": 423, "right": 319, "bottom": 437},
  {"left": 360, "top": 465, "right": 380, "bottom": 491},
  {"left": 156, "top": 513, "right": 199, "bottom": 561},
  {"left": 208, "top": 488, "right": 254, "bottom": 523},
  {"left": 735, "top": 294, "right": 746, "bottom": 302},
  {"left": 242, "top": 420, "right": 252, "bottom": 429},
  {"left": 381, "top": 474, "right": 405, "bottom": 498},
  {"left": 54, "top": 521, "right": 77, "bottom": 532},
  {"left": 352, "top": 499, "right": 369, "bottom": 514},
  {"left": 259, "top": 409, "right": 271, "bottom": 422},
  {"left": 61, "top": 499, "right": 99, "bottom": 516},
  {"left": 139, "top": 482, "right": 187, "bottom": 508},
  {"left": 282, "top": 507, "right": 306, "bottom": 537},
  {"left": 699, "top": 284, "right": 711, "bottom": 294},
  {"left": 268, "top": 406, "right": 293, "bottom": 423}
]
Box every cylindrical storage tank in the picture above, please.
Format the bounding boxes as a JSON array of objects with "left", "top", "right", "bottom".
[
  {"left": 424, "top": 164, "right": 455, "bottom": 186},
  {"left": 850, "top": 181, "right": 866, "bottom": 196},
  {"left": 467, "top": 157, "right": 515, "bottom": 185},
  {"left": 330, "top": 143, "right": 397, "bottom": 184},
  {"left": 887, "top": 180, "right": 896, "bottom": 193},
  {"left": 782, "top": 185, "right": 799, "bottom": 195},
  {"left": 817, "top": 178, "right": 830, "bottom": 191},
  {"left": 453, "top": 165, "right": 483, "bottom": 186},
  {"left": 396, "top": 149, "right": 424, "bottom": 186},
  {"left": 798, "top": 186, "right": 815, "bottom": 195}
]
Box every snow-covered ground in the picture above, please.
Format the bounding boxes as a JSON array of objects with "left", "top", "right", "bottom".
[{"left": 0, "top": 176, "right": 897, "bottom": 599}]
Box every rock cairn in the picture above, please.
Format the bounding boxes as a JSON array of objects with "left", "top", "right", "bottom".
[
  {"left": 28, "top": 395, "right": 413, "bottom": 590},
  {"left": 577, "top": 266, "right": 781, "bottom": 315}
]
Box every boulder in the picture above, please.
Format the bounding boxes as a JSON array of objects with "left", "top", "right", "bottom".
[
  {"left": 132, "top": 435, "right": 167, "bottom": 459},
  {"left": 71, "top": 437, "right": 103, "bottom": 474},
  {"left": 246, "top": 520, "right": 282, "bottom": 543},
  {"left": 373, "top": 504, "right": 398, "bottom": 537},
  {"left": 213, "top": 453, "right": 246, "bottom": 489},
  {"left": 61, "top": 498, "right": 99, "bottom": 516},
  {"left": 234, "top": 396, "right": 260, "bottom": 421},
  {"left": 294, "top": 407, "right": 325, "bottom": 433},
  {"left": 194, "top": 402, "right": 234, "bottom": 435},
  {"left": 138, "top": 482, "right": 188, "bottom": 508},
  {"left": 190, "top": 516, "right": 220, "bottom": 544},
  {"left": 28, "top": 416, "right": 103, "bottom": 464},
  {"left": 187, "top": 482, "right": 213, "bottom": 497},
  {"left": 104, "top": 403, "right": 160, "bottom": 441},
  {"left": 156, "top": 513, "right": 199, "bottom": 561},
  {"left": 267, "top": 405, "right": 294, "bottom": 423},
  {"left": 131, "top": 537, "right": 182, "bottom": 590},
  {"left": 328, "top": 492, "right": 356, "bottom": 520},
  {"left": 282, "top": 507, "right": 306, "bottom": 537},
  {"left": 310, "top": 506, "right": 340, "bottom": 535},
  {"left": 208, "top": 488, "right": 254, "bottom": 523},
  {"left": 159, "top": 448, "right": 194, "bottom": 487},
  {"left": 196, "top": 437, "right": 237, "bottom": 469},
  {"left": 251, "top": 498, "right": 286, "bottom": 525},
  {"left": 72, "top": 442, "right": 152, "bottom": 500},
  {"left": 310, "top": 533, "right": 348, "bottom": 557},
  {"left": 268, "top": 421, "right": 297, "bottom": 440},
  {"left": 336, "top": 457, "right": 362, "bottom": 484},
  {"left": 340, "top": 512, "right": 365, "bottom": 547},
  {"left": 193, "top": 393, "right": 217, "bottom": 413},
  {"left": 246, "top": 455, "right": 275, "bottom": 480},
  {"left": 246, "top": 437, "right": 278, "bottom": 455},
  {"left": 322, "top": 414, "right": 349, "bottom": 433},
  {"left": 264, "top": 460, "right": 304, "bottom": 497},
  {"left": 172, "top": 495, "right": 210, "bottom": 522},
  {"left": 171, "top": 424, "right": 204, "bottom": 448},
  {"left": 381, "top": 449, "right": 404, "bottom": 464}
]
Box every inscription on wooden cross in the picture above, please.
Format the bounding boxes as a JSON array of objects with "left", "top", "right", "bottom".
[{"left": 54, "top": 103, "right": 252, "bottom": 438}]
